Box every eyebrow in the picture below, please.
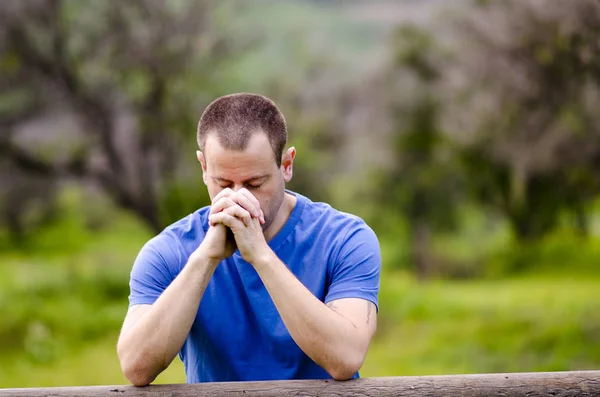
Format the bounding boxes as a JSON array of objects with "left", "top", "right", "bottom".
[{"left": 213, "top": 174, "right": 271, "bottom": 184}]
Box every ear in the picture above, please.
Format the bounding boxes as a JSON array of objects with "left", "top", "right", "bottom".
[
  {"left": 281, "top": 146, "right": 296, "bottom": 183},
  {"left": 197, "top": 150, "right": 208, "bottom": 185}
]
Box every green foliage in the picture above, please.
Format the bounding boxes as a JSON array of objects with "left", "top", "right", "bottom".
[
  {"left": 384, "top": 97, "right": 460, "bottom": 232},
  {"left": 0, "top": 188, "right": 151, "bottom": 365},
  {"left": 285, "top": 115, "right": 340, "bottom": 204},
  {"left": 366, "top": 272, "right": 600, "bottom": 376},
  {"left": 369, "top": 25, "right": 463, "bottom": 276},
  {"left": 486, "top": 227, "right": 600, "bottom": 277},
  {"left": 391, "top": 25, "right": 439, "bottom": 82},
  {"left": 376, "top": 199, "right": 600, "bottom": 279},
  {"left": 447, "top": 0, "right": 600, "bottom": 241},
  {"left": 159, "top": 179, "right": 211, "bottom": 228}
]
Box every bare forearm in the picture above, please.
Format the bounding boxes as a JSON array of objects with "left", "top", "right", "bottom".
[
  {"left": 117, "top": 255, "right": 218, "bottom": 385},
  {"left": 254, "top": 252, "right": 369, "bottom": 380}
]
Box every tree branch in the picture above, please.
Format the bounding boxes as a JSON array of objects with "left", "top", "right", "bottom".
[{"left": 0, "top": 140, "right": 54, "bottom": 176}]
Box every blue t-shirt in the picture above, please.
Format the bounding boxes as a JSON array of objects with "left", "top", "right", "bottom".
[{"left": 128, "top": 190, "right": 381, "bottom": 383}]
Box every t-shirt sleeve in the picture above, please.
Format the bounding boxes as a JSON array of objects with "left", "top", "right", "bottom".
[
  {"left": 324, "top": 220, "right": 381, "bottom": 311},
  {"left": 128, "top": 234, "right": 179, "bottom": 307}
]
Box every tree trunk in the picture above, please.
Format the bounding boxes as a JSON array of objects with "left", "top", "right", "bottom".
[{"left": 410, "top": 218, "right": 431, "bottom": 280}]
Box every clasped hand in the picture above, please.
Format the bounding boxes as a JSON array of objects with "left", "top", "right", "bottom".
[{"left": 203, "top": 188, "right": 269, "bottom": 265}]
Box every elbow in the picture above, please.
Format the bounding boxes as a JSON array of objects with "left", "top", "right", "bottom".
[
  {"left": 121, "top": 360, "right": 155, "bottom": 387},
  {"left": 125, "top": 369, "right": 153, "bottom": 387},
  {"left": 117, "top": 344, "right": 155, "bottom": 387},
  {"left": 328, "top": 363, "right": 361, "bottom": 381},
  {"left": 326, "top": 353, "right": 365, "bottom": 381}
]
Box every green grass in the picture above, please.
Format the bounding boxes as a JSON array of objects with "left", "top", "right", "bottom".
[
  {"left": 1, "top": 188, "right": 600, "bottom": 387},
  {"left": 1, "top": 272, "right": 598, "bottom": 387},
  {"left": 364, "top": 272, "right": 600, "bottom": 377},
  {"left": 0, "top": 334, "right": 186, "bottom": 387},
  {"left": 0, "top": 188, "right": 151, "bottom": 369}
]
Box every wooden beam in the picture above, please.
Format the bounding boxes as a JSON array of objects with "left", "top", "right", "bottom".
[{"left": 1, "top": 371, "right": 599, "bottom": 396}]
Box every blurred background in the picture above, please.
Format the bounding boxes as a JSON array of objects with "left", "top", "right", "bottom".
[{"left": 1, "top": 0, "right": 600, "bottom": 388}]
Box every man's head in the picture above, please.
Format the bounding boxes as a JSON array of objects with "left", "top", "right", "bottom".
[
  {"left": 197, "top": 92, "right": 288, "bottom": 167},
  {"left": 196, "top": 93, "right": 296, "bottom": 231}
]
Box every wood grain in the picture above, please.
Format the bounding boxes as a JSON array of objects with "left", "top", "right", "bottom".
[{"left": 1, "top": 370, "right": 599, "bottom": 396}]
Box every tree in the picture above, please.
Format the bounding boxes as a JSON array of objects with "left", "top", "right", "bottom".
[
  {"left": 371, "top": 26, "right": 462, "bottom": 278},
  {"left": 0, "top": 0, "right": 239, "bottom": 233},
  {"left": 443, "top": 0, "right": 600, "bottom": 240}
]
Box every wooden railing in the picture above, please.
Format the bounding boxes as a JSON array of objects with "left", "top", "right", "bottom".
[{"left": 0, "top": 370, "right": 598, "bottom": 396}]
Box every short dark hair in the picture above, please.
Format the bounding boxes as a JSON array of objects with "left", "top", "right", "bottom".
[{"left": 197, "top": 93, "right": 288, "bottom": 167}]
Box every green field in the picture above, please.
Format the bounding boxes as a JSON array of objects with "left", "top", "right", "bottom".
[
  {"left": 2, "top": 273, "right": 598, "bottom": 387},
  {"left": 1, "top": 190, "right": 599, "bottom": 388}
]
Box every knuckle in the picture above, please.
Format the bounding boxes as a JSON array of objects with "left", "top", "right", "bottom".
[
  {"left": 214, "top": 188, "right": 229, "bottom": 200},
  {"left": 215, "top": 198, "right": 229, "bottom": 210},
  {"left": 219, "top": 188, "right": 232, "bottom": 198},
  {"left": 236, "top": 193, "right": 247, "bottom": 202},
  {"left": 240, "top": 198, "right": 252, "bottom": 210}
]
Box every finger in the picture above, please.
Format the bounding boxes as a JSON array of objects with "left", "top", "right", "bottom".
[
  {"left": 211, "top": 188, "right": 234, "bottom": 204},
  {"left": 249, "top": 215, "right": 263, "bottom": 227},
  {"left": 210, "top": 197, "right": 237, "bottom": 216},
  {"left": 209, "top": 212, "right": 246, "bottom": 230},
  {"left": 223, "top": 205, "right": 252, "bottom": 227},
  {"left": 235, "top": 189, "right": 265, "bottom": 223},
  {"left": 230, "top": 193, "right": 261, "bottom": 219}
]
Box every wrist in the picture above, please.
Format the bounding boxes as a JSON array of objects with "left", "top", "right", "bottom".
[
  {"left": 188, "top": 248, "right": 222, "bottom": 272},
  {"left": 251, "top": 246, "right": 277, "bottom": 271}
]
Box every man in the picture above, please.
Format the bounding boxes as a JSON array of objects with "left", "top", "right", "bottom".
[{"left": 117, "top": 93, "right": 381, "bottom": 385}]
